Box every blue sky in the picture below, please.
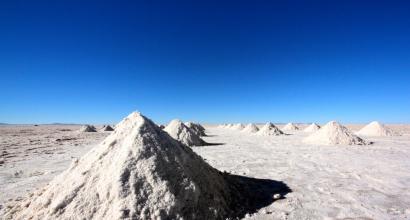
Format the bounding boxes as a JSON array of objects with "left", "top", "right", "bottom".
[{"left": 1, "top": 0, "right": 409, "bottom": 124}]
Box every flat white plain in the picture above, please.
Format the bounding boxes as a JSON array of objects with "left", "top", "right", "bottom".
[{"left": 1, "top": 123, "right": 409, "bottom": 219}]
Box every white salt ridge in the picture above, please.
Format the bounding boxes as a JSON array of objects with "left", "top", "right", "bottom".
[
  {"left": 282, "top": 123, "right": 299, "bottom": 131},
  {"left": 79, "top": 125, "right": 96, "bottom": 132},
  {"left": 231, "top": 123, "right": 245, "bottom": 130},
  {"left": 3, "top": 112, "right": 252, "bottom": 219},
  {"left": 304, "top": 121, "right": 369, "bottom": 145},
  {"left": 185, "top": 122, "right": 206, "bottom": 136},
  {"left": 164, "top": 119, "right": 205, "bottom": 146},
  {"left": 242, "top": 123, "right": 259, "bottom": 133},
  {"left": 356, "top": 121, "right": 396, "bottom": 137},
  {"left": 257, "top": 123, "right": 284, "bottom": 136},
  {"left": 303, "top": 123, "right": 320, "bottom": 132}
]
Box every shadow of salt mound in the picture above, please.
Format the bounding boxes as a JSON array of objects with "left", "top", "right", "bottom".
[
  {"left": 223, "top": 174, "right": 292, "bottom": 219},
  {"left": 202, "top": 142, "right": 225, "bottom": 146}
]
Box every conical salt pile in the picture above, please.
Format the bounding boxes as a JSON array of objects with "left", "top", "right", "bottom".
[
  {"left": 356, "top": 121, "right": 396, "bottom": 136},
  {"left": 282, "top": 123, "right": 299, "bottom": 131},
  {"left": 231, "top": 123, "right": 245, "bottom": 130},
  {"left": 304, "top": 121, "right": 369, "bottom": 145},
  {"left": 257, "top": 123, "right": 284, "bottom": 136},
  {"left": 185, "top": 122, "right": 206, "bottom": 136},
  {"left": 100, "top": 125, "right": 114, "bottom": 131},
  {"left": 164, "top": 119, "right": 205, "bottom": 146},
  {"left": 5, "top": 112, "right": 262, "bottom": 219},
  {"left": 79, "top": 124, "right": 96, "bottom": 132},
  {"left": 242, "top": 123, "right": 259, "bottom": 133},
  {"left": 303, "top": 123, "right": 320, "bottom": 132}
]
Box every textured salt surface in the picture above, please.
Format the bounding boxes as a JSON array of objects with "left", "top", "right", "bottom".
[
  {"left": 1, "top": 123, "right": 409, "bottom": 219},
  {"left": 4, "top": 113, "right": 289, "bottom": 219}
]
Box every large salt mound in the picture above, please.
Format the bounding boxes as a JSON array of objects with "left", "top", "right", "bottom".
[
  {"left": 5, "top": 112, "right": 289, "bottom": 219},
  {"left": 100, "top": 125, "right": 114, "bottom": 131},
  {"left": 242, "top": 123, "right": 259, "bottom": 133},
  {"left": 282, "top": 123, "right": 299, "bottom": 131},
  {"left": 303, "top": 123, "right": 320, "bottom": 132},
  {"left": 304, "top": 121, "right": 369, "bottom": 145},
  {"left": 79, "top": 125, "right": 96, "bottom": 132},
  {"left": 257, "top": 123, "right": 284, "bottom": 136},
  {"left": 164, "top": 119, "right": 205, "bottom": 146},
  {"left": 356, "top": 121, "right": 396, "bottom": 136},
  {"left": 185, "top": 121, "right": 206, "bottom": 136},
  {"left": 231, "top": 123, "right": 245, "bottom": 130}
]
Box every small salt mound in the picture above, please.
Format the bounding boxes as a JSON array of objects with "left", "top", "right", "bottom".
[
  {"left": 282, "top": 123, "right": 299, "bottom": 131},
  {"left": 79, "top": 125, "right": 96, "bottom": 132},
  {"left": 100, "top": 125, "right": 114, "bottom": 131},
  {"left": 225, "top": 123, "right": 234, "bottom": 129},
  {"left": 356, "top": 121, "right": 396, "bottom": 136},
  {"left": 219, "top": 123, "right": 228, "bottom": 128},
  {"left": 303, "top": 123, "right": 320, "bottom": 132},
  {"left": 231, "top": 123, "right": 245, "bottom": 130},
  {"left": 257, "top": 123, "right": 284, "bottom": 136},
  {"left": 164, "top": 119, "right": 205, "bottom": 146},
  {"left": 304, "top": 121, "right": 369, "bottom": 145},
  {"left": 185, "top": 122, "right": 206, "bottom": 136},
  {"left": 4, "top": 112, "right": 259, "bottom": 219},
  {"left": 242, "top": 123, "right": 259, "bottom": 133}
]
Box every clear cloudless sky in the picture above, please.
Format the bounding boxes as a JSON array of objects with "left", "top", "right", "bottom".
[{"left": 1, "top": 0, "right": 409, "bottom": 124}]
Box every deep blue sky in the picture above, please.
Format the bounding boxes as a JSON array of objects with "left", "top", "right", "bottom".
[{"left": 1, "top": 0, "right": 409, "bottom": 124}]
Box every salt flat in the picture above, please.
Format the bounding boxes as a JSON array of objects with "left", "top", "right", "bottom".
[{"left": 1, "top": 124, "right": 410, "bottom": 219}]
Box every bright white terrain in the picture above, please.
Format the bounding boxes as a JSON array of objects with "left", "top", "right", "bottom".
[{"left": 1, "top": 123, "right": 410, "bottom": 219}]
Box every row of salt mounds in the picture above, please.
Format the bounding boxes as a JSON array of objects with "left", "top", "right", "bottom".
[
  {"left": 282, "top": 123, "right": 299, "bottom": 131},
  {"left": 304, "top": 121, "right": 369, "bottom": 145},
  {"left": 4, "top": 112, "right": 255, "bottom": 219},
  {"left": 79, "top": 124, "right": 96, "bottom": 132},
  {"left": 356, "top": 121, "right": 397, "bottom": 137},
  {"left": 185, "top": 121, "right": 206, "bottom": 136},
  {"left": 257, "top": 122, "right": 285, "bottom": 136},
  {"left": 242, "top": 123, "right": 259, "bottom": 133},
  {"left": 231, "top": 123, "right": 245, "bottom": 130},
  {"left": 164, "top": 119, "right": 205, "bottom": 146},
  {"left": 303, "top": 123, "right": 320, "bottom": 132},
  {"left": 100, "top": 125, "right": 114, "bottom": 131}
]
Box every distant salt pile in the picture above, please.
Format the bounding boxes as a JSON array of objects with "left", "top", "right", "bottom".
[
  {"left": 100, "top": 125, "right": 114, "bottom": 131},
  {"left": 231, "top": 123, "right": 245, "bottom": 130},
  {"left": 4, "top": 112, "right": 261, "bottom": 219},
  {"left": 225, "top": 123, "right": 234, "bottom": 129},
  {"left": 185, "top": 121, "right": 206, "bottom": 136},
  {"left": 303, "top": 123, "right": 320, "bottom": 132},
  {"left": 282, "top": 123, "right": 299, "bottom": 131},
  {"left": 242, "top": 123, "right": 259, "bottom": 133},
  {"left": 257, "top": 122, "right": 284, "bottom": 136},
  {"left": 304, "top": 121, "right": 369, "bottom": 145},
  {"left": 79, "top": 124, "right": 96, "bottom": 132},
  {"left": 164, "top": 119, "right": 205, "bottom": 146},
  {"left": 219, "top": 123, "right": 228, "bottom": 128},
  {"left": 356, "top": 121, "right": 396, "bottom": 136}
]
